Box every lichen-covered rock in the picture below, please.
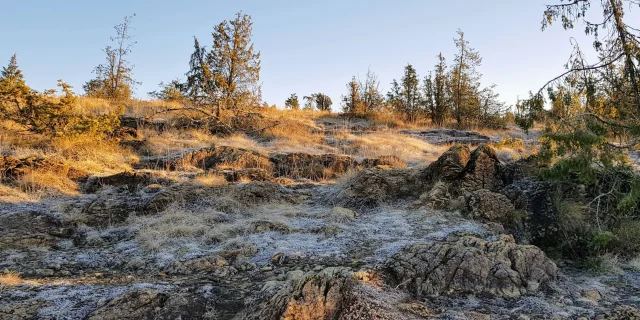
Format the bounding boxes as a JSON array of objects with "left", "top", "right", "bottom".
[
  {"left": 415, "top": 182, "right": 451, "bottom": 209},
  {"left": 87, "top": 289, "right": 207, "bottom": 320},
  {"left": 386, "top": 235, "right": 557, "bottom": 298},
  {"left": 421, "top": 144, "right": 471, "bottom": 182},
  {"left": 596, "top": 305, "right": 640, "bottom": 320},
  {"left": 258, "top": 268, "right": 420, "bottom": 320},
  {"left": 217, "top": 168, "right": 272, "bottom": 182},
  {"left": 83, "top": 171, "right": 170, "bottom": 193},
  {"left": 360, "top": 155, "right": 407, "bottom": 169},
  {"left": 456, "top": 144, "right": 508, "bottom": 192},
  {"left": 168, "top": 255, "right": 237, "bottom": 276},
  {"left": 326, "top": 207, "right": 357, "bottom": 223},
  {"left": 0, "top": 299, "right": 51, "bottom": 320},
  {"left": 500, "top": 178, "right": 559, "bottom": 246},
  {"left": 336, "top": 168, "right": 423, "bottom": 207},
  {"left": 174, "top": 146, "right": 273, "bottom": 172},
  {"left": 0, "top": 210, "right": 74, "bottom": 249},
  {"left": 270, "top": 153, "right": 357, "bottom": 180},
  {"left": 84, "top": 187, "right": 142, "bottom": 226},
  {"left": 466, "top": 189, "right": 516, "bottom": 225}
]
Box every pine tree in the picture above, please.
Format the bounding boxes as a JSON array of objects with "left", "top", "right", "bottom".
[
  {"left": 285, "top": 93, "right": 300, "bottom": 110},
  {"left": 342, "top": 76, "right": 364, "bottom": 114},
  {"left": 431, "top": 53, "right": 450, "bottom": 126},
  {"left": 450, "top": 29, "right": 482, "bottom": 127},
  {"left": 0, "top": 54, "right": 30, "bottom": 114},
  {"left": 388, "top": 64, "right": 423, "bottom": 122},
  {"left": 303, "top": 93, "right": 332, "bottom": 111},
  {"left": 209, "top": 12, "right": 261, "bottom": 115},
  {"left": 185, "top": 37, "right": 217, "bottom": 109}
]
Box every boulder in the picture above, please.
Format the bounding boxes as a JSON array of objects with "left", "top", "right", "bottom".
[
  {"left": 170, "top": 146, "right": 273, "bottom": 172},
  {"left": 596, "top": 306, "right": 640, "bottom": 320},
  {"left": 386, "top": 235, "right": 557, "bottom": 298},
  {"left": 0, "top": 210, "right": 74, "bottom": 249},
  {"left": 455, "top": 144, "right": 508, "bottom": 193},
  {"left": 83, "top": 188, "right": 142, "bottom": 227},
  {"left": 421, "top": 144, "right": 471, "bottom": 182},
  {"left": 0, "top": 299, "right": 51, "bottom": 320},
  {"left": 270, "top": 153, "right": 357, "bottom": 180},
  {"left": 258, "top": 269, "right": 417, "bottom": 320},
  {"left": 466, "top": 189, "right": 517, "bottom": 226},
  {"left": 83, "top": 171, "right": 168, "bottom": 193},
  {"left": 168, "top": 255, "right": 236, "bottom": 277},
  {"left": 360, "top": 155, "right": 407, "bottom": 169},
  {"left": 500, "top": 178, "right": 559, "bottom": 246},
  {"left": 336, "top": 168, "right": 423, "bottom": 207},
  {"left": 87, "top": 289, "right": 207, "bottom": 320}
]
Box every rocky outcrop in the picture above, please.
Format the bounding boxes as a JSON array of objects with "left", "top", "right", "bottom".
[
  {"left": 455, "top": 144, "right": 509, "bottom": 193},
  {"left": 501, "top": 178, "right": 559, "bottom": 246},
  {"left": 360, "top": 155, "right": 407, "bottom": 169},
  {"left": 400, "top": 129, "right": 491, "bottom": 145},
  {"left": 386, "top": 235, "right": 557, "bottom": 298},
  {"left": 0, "top": 210, "right": 74, "bottom": 249},
  {"left": 258, "top": 268, "right": 418, "bottom": 320},
  {"left": 174, "top": 146, "right": 273, "bottom": 172},
  {"left": 0, "top": 299, "right": 51, "bottom": 320},
  {"left": 421, "top": 144, "right": 471, "bottom": 182},
  {"left": 83, "top": 188, "right": 144, "bottom": 227},
  {"left": 466, "top": 189, "right": 517, "bottom": 226},
  {"left": 596, "top": 306, "right": 640, "bottom": 320},
  {"left": 83, "top": 171, "right": 172, "bottom": 193},
  {"left": 270, "top": 153, "right": 358, "bottom": 180},
  {"left": 336, "top": 168, "right": 423, "bottom": 207},
  {"left": 168, "top": 255, "right": 237, "bottom": 277},
  {"left": 87, "top": 289, "right": 208, "bottom": 320},
  {"left": 0, "top": 155, "right": 86, "bottom": 181}
]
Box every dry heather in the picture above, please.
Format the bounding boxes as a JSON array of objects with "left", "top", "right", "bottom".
[{"left": 0, "top": 271, "right": 23, "bottom": 287}]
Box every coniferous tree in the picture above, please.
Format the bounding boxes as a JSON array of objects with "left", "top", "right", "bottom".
[
  {"left": 84, "top": 15, "right": 138, "bottom": 100},
  {"left": 431, "top": 53, "right": 450, "bottom": 126},
  {"left": 303, "top": 93, "right": 333, "bottom": 111},
  {"left": 388, "top": 64, "right": 423, "bottom": 122},
  {"left": 284, "top": 93, "right": 300, "bottom": 110},
  {"left": 450, "top": 29, "right": 482, "bottom": 127},
  {"left": 342, "top": 76, "right": 364, "bottom": 114},
  {"left": 209, "top": 12, "right": 261, "bottom": 115},
  {"left": 0, "top": 54, "right": 30, "bottom": 115}
]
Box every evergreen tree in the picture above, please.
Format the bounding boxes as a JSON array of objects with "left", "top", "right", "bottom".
[
  {"left": 149, "top": 79, "right": 187, "bottom": 102},
  {"left": 342, "top": 76, "right": 364, "bottom": 114},
  {"left": 284, "top": 93, "right": 300, "bottom": 110},
  {"left": 387, "top": 64, "right": 423, "bottom": 122},
  {"left": 0, "top": 54, "right": 30, "bottom": 114},
  {"left": 450, "top": 29, "right": 482, "bottom": 127},
  {"left": 432, "top": 53, "right": 450, "bottom": 126},
  {"left": 209, "top": 12, "right": 261, "bottom": 115},
  {"left": 185, "top": 37, "right": 217, "bottom": 109},
  {"left": 303, "top": 93, "right": 333, "bottom": 111},
  {"left": 84, "top": 15, "right": 138, "bottom": 100}
]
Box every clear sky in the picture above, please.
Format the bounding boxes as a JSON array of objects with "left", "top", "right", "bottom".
[{"left": 1, "top": 0, "right": 627, "bottom": 111}]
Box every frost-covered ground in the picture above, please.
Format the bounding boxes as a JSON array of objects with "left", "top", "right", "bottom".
[{"left": 1, "top": 183, "right": 639, "bottom": 319}]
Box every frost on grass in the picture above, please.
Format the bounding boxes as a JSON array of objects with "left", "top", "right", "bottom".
[
  {"left": 225, "top": 206, "right": 487, "bottom": 266},
  {"left": 34, "top": 283, "right": 173, "bottom": 320}
]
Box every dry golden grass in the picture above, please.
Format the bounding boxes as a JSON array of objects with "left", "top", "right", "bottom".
[
  {"left": 0, "top": 271, "right": 25, "bottom": 287},
  {"left": 133, "top": 205, "right": 230, "bottom": 253},
  {"left": 52, "top": 136, "right": 138, "bottom": 174},
  {"left": 16, "top": 170, "right": 78, "bottom": 197},
  {"left": 195, "top": 173, "right": 228, "bottom": 186},
  {"left": 334, "top": 132, "right": 449, "bottom": 166},
  {"left": 0, "top": 184, "right": 35, "bottom": 203}
]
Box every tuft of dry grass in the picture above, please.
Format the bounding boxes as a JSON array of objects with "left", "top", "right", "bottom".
[
  {"left": 53, "top": 135, "right": 138, "bottom": 174},
  {"left": 0, "top": 271, "right": 24, "bottom": 287},
  {"left": 16, "top": 170, "right": 78, "bottom": 197},
  {"left": 133, "top": 205, "right": 230, "bottom": 253},
  {"left": 0, "top": 184, "right": 36, "bottom": 203},
  {"left": 195, "top": 173, "right": 228, "bottom": 186}
]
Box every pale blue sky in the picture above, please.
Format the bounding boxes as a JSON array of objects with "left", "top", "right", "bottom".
[{"left": 1, "top": 1, "right": 626, "bottom": 110}]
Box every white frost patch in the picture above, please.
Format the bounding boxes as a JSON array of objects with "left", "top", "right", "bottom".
[
  {"left": 35, "top": 283, "right": 173, "bottom": 320},
  {"left": 223, "top": 206, "right": 487, "bottom": 266}
]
